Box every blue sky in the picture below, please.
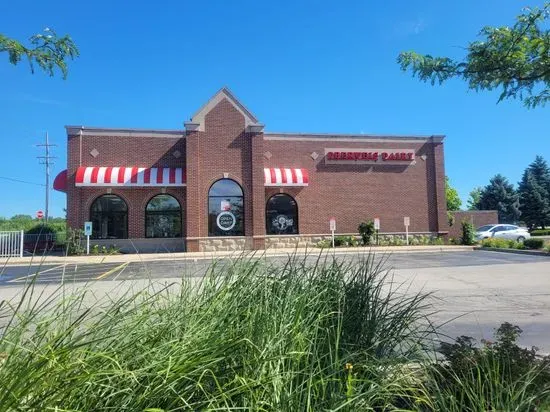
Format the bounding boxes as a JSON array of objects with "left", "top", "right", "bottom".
[{"left": 1, "top": 0, "right": 548, "bottom": 218}]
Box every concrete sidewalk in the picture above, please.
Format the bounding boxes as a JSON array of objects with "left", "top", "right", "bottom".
[{"left": 1, "top": 245, "right": 475, "bottom": 265}]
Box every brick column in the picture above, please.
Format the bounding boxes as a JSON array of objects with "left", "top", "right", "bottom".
[
  {"left": 431, "top": 136, "right": 449, "bottom": 235},
  {"left": 249, "top": 127, "right": 265, "bottom": 249},
  {"left": 185, "top": 126, "right": 201, "bottom": 252}
]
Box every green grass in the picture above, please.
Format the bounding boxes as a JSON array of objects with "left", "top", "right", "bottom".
[
  {"left": 0, "top": 253, "right": 548, "bottom": 411},
  {"left": 0, "top": 254, "right": 436, "bottom": 410}
]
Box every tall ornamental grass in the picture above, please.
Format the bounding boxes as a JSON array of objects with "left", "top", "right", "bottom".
[{"left": 0, "top": 253, "right": 435, "bottom": 411}]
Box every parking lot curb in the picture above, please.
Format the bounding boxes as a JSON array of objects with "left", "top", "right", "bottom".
[
  {"left": 474, "top": 247, "right": 550, "bottom": 257},
  {"left": 1, "top": 245, "right": 476, "bottom": 266}
]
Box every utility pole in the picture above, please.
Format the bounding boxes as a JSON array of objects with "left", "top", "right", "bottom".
[{"left": 36, "top": 132, "right": 57, "bottom": 223}]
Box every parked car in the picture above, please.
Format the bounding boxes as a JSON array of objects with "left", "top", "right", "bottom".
[{"left": 475, "top": 224, "right": 531, "bottom": 242}]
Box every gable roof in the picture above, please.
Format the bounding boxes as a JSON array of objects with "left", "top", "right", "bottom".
[{"left": 187, "top": 87, "right": 260, "bottom": 131}]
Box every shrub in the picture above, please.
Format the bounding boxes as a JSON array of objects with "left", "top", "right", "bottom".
[
  {"left": 334, "top": 235, "right": 359, "bottom": 247},
  {"left": 358, "top": 220, "right": 376, "bottom": 245},
  {"left": 460, "top": 220, "right": 476, "bottom": 245},
  {"left": 523, "top": 238, "right": 545, "bottom": 249},
  {"left": 428, "top": 323, "right": 550, "bottom": 411},
  {"left": 25, "top": 224, "right": 57, "bottom": 235},
  {"left": 66, "top": 227, "right": 85, "bottom": 255},
  {"left": 481, "top": 238, "right": 524, "bottom": 249},
  {"left": 316, "top": 239, "right": 331, "bottom": 248},
  {"left": 531, "top": 229, "right": 550, "bottom": 236},
  {"left": 0, "top": 254, "right": 434, "bottom": 410}
]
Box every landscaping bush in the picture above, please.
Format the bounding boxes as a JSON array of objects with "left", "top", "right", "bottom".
[
  {"left": 523, "top": 238, "right": 545, "bottom": 249},
  {"left": 0, "top": 254, "right": 435, "bottom": 411},
  {"left": 333, "top": 235, "right": 359, "bottom": 247},
  {"left": 481, "top": 238, "right": 524, "bottom": 249},
  {"left": 358, "top": 220, "right": 376, "bottom": 245},
  {"left": 460, "top": 220, "right": 476, "bottom": 245},
  {"left": 531, "top": 229, "right": 550, "bottom": 236},
  {"left": 427, "top": 323, "right": 550, "bottom": 411},
  {"left": 25, "top": 223, "right": 57, "bottom": 235},
  {"left": 65, "top": 227, "right": 85, "bottom": 255}
]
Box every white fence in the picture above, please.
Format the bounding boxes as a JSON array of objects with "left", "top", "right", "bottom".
[{"left": 0, "top": 230, "right": 24, "bottom": 258}]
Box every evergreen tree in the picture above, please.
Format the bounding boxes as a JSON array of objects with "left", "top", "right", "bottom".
[
  {"left": 518, "top": 156, "right": 550, "bottom": 229},
  {"left": 478, "top": 175, "right": 521, "bottom": 223}
]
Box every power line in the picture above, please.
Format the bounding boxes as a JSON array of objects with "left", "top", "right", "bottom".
[
  {"left": 36, "top": 132, "right": 57, "bottom": 223},
  {"left": 0, "top": 176, "right": 46, "bottom": 186}
]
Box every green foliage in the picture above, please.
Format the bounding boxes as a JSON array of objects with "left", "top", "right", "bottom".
[
  {"left": 315, "top": 239, "right": 331, "bottom": 248},
  {"left": 0, "top": 254, "right": 434, "bottom": 410},
  {"left": 523, "top": 238, "right": 545, "bottom": 249},
  {"left": 466, "top": 187, "right": 482, "bottom": 210},
  {"left": 24, "top": 223, "right": 57, "bottom": 235},
  {"left": 478, "top": 174, "right": 521, "bottom": 223},
  {"left": 333, "top": 235, "right": 359, "bottom": 247},
  {"left": 66, "top": 227, "right": 85, "bottom": 255},
  {"left": 90, "top": 244, "right": 121, "bottom": 255},
  {"left": 0, "top": 215, "right": 65, "bottom": 233},
  {"left": 531, "top": 229, "right": 550, "bottom": 236},
  {"left": 398, "top": 3, "right": 550, "bottom": 108},
  {"left": 445, "top": 176, "right": 462, "bottom": 211},
  {"left": 1, "top": 28, "right": 78, "bottom": 78},
  {"left": 481, "top": 238, "right": 525, "bottom": 249},
  {"left": 358, "top": 220, "right": 376, "bottom": 245},
  {"left": 519, "top": 156, "right": 550, "bottom": 230},
  {"left": 461, "top": 220, "right": 476, "bottom": 245},
  {"left": 428, "top": 323, "right": 550, "bottom": 411}
]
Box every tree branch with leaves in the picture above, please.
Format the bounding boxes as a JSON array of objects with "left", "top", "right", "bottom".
[
  {"left": 398, "top": 3, "right": 550, "bottom": 108},
  {"left": 1, "top": 28, "right": 79, "bottom": 79}
]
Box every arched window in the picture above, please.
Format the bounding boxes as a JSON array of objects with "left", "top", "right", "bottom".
[
  {"left": 208, "top": 179, "right": 244, "bottom": 236},
  {"left": 266, "top": 194, "right": 298, "bottom": 235},
  {"left": 90, "top": 195, "right": 128, "bottom": 239},
  {"left": 145, "top": 195, "right": 181, "bottom": 238}
]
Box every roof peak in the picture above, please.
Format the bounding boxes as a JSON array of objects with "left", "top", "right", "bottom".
[{"left": 187, "top": 87, "right": 260, "bottom": 131}]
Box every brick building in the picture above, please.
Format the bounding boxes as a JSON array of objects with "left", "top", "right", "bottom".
[{"left": 54, "top": 88, "right": 449, "bottom": 252}]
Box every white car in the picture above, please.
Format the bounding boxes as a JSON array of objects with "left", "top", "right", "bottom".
[{"left": 475, "top": 224, "right": 531, "bottom": 242}]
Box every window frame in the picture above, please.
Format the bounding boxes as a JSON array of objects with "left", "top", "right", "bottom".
[
  {"left": 144, "top": 194, "right": 182, "bottom": 238},
  {"left": 208, "top": 178, "right": 245, "bottom": 237},
  {"left": 89, "top": 194, "right": 128, "bottom": 240},
  {"left": 265, "top": 193, "right": 299, "bottom": 235}
]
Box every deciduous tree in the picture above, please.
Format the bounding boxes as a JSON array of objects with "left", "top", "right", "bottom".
[
  {"left": 446, "top": 176, "right": 462, "bottom": 211},
  {"left": 1, "top": 28, "right": 78, "bottom": 78},
  {"left": 398, "top": 3, "right": 550, "bottom": 108},
  {"left": 466, "top": 187, "right": 483, "bottom": 210}
]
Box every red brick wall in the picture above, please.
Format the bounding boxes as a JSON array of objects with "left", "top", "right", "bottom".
[
  {"left": 65, "top": 96, "right": 448, "bottom": 250},
  {"left": 448, "top": 210, "right": 499, "bottom": 239},
  {"left": 185, "top": 98, "right": 254, "bottom": 251},
  {"left": 66, "top": 133, "right": 186, "bottom": 237},
  {"left": 263, "top": 138, "right": 446, "bottom": 234}
]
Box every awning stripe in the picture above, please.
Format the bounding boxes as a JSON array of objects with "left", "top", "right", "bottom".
[
  {"left": 75, "top": 167, "right": 186, "bottom": 187},
  {"left": 264, "top": 168, "right": 309, "bottom": 187}
]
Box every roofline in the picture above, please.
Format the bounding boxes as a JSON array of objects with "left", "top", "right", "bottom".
[
  {"left": 65, "top": 126, "right": 185, "bottom": 138},
  {"left": 190, "top": 86, "right": 258, "bottom": 123},
  {"left": 264, "top": 132, "right": 445, "bottom": 143}
]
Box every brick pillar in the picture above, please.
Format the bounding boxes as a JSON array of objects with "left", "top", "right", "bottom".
[
  {"left": 431, "top": 137, "right": 449, "bottom": 235},
  {"left": 249, "top": 129, "right": 265, "bottom": 249},
  {"left": 185, "top": 128, "right": 201, "bottom": 252}
]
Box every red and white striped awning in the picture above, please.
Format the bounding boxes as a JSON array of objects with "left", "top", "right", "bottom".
[
  {"left": 264, "top": 168, "right": 309, "bottom": 187},
  {"left": 75, "top": 167, "right": 186, "bottom": 187}
]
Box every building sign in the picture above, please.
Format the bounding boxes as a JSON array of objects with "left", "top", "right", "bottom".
[
  {"left": 216, "top": 211, "right": 236, "bottom": 231},
  {"left": 324, "top": 148, "right": 415, "bottom": 165}
]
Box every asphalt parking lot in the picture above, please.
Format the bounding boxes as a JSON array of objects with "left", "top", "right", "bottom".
[
  {"left": 0, "top": 250, "right": 547, "bottom": 284},
  {"left": 1, "top": 250, "right": 549, "bottom": 351}
]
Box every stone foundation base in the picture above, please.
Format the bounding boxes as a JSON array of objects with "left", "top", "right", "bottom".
[{"left": 198, "top": 237, "right": 253, "bottom": 252}]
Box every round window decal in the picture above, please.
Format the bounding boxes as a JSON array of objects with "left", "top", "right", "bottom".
[{"left": 216, "top": 211, "right": 236, "bottom": 231}]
